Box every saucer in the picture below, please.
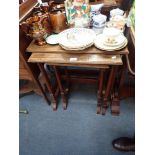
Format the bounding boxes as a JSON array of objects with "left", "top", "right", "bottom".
[
  {"left": 102, "top": 34, "right": 126, "bottom": 47},
  {"left": 46, "top": 34, "right": 59, "bottom": 45},
  {"left": 94, "top": 33, "right": 128, "bottom": 51}
]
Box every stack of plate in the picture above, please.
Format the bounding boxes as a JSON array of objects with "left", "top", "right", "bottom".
[
  {"left": 94, "top": 33, "right": 128, "bottom": 51},
  {"left": 58, "top": 28, "right": 96, "bottom": 50},
  {"left": 94, "top": 27, "right": 128, "bottom": 51}
]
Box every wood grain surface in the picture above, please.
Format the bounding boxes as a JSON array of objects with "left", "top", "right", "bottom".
[
  {"left": 27, "top": 40, "right": 129, "bottom": 55},
  {"left": 28, "top": 53, "right": 122, "bottom": 66}
]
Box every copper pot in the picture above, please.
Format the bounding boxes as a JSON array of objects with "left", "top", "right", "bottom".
[{"left": 49, "top": 10, "right": 67, "bottom": 33}]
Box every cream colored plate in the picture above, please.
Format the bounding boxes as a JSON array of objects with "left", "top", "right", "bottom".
[
  {"left": 59, "top": 42, "right": 94, "bottom": 51},
  {"left": 94, "top": 34, "right": 128, "bottom": 51},
  {"left": 102, "top": 34, "right": 126, "bottom": 47},
  {"left": 58, "top": 28, "right": 96, "bottom": 49}
]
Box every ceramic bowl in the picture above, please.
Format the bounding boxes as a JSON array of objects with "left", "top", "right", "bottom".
[{"left": 110, "top": 8, "right": 124, "bottom": 17}]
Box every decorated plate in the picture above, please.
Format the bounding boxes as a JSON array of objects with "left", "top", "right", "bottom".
[
  {"left": 58, "top": 28, "right": 96, "bottom": 50},
  {"left": 59, "top": 42, "right": 94, "bottom": 51},
  {"left": 102, "top": 34, "right": 126, "bottom": 47},
  {"left": 94, "top": 34, "right": 128, "bottom": 51}
]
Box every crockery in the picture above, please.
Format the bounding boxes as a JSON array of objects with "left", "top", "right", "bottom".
[
  {"left": 103, "top": 27, "right": 121, "bottom": 38},
  {"left": 46, "top": 34, "right": 59, "bottom": 44},
  {"left": 110, "top": 8, "right": 124, "bottom": 17},
  {"left": 93, "top": 14, "right": 107, "bottom": 27},
  {"left": 102, "top": 27, "right": 121, "bottom": 43},
  {"left": 102, "top": 34, "right": 126, "bottom": 47},
  {"left": 59, "top": 42, "right": 94, "bottom": 51},
  {"left": 58, "top": 28, "right": 96, "bottom": 50},
  {"left": 94, "top": 33, "right": 128, "bottom": 51}
]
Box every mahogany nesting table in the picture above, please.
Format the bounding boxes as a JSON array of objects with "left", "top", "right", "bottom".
[{"left": 27, "top": 40, "right": 129, "bottom": 115}]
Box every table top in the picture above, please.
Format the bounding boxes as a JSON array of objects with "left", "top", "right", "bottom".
[
  {"left": 27, "top": 30, "right": 128, "bottom": 67},
  {"left": 28, "top": 52, "right": 123, "bottom": 68},
  {"left": 27, "top": 40, "right": 129, "bottom": 55}
]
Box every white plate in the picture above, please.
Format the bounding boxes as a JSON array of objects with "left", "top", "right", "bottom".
[
  {"left": 102, "top": 34, "right": 126, "bottom": 47},
  {"left": 59, "top": 42, "right": 93, "bottom": 51},
  {"left": 58, "top": 28, "right": 96, "bottom": 49},
  {"left": 46, "top": 34, "right": 59, "bottom": 45},
  {"left": 94, "top": 34, "right": 128, "bottom": 51}
]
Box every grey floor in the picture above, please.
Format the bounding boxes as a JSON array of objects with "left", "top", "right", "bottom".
[{"left": 19, "top": 84, "right": 135, "bottom": 155}]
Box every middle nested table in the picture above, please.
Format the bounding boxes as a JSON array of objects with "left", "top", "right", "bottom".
[{"left": 27, "top": 40, "right": 129, "bottom": 115}]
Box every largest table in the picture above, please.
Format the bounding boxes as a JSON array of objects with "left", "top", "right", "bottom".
[{"left": 27, "top": 40, "right": 129, "bottom": 114}]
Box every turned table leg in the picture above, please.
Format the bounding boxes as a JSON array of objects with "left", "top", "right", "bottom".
[
  {"left": 111, "top": 88, "right": 120, "bottom": 115},
  {"left": 64, "top": 66, "right": 70, "bottom": 94},
  {"left": 110, "top": 66, "right": 125, "bottom": 115},
  {"left": 97, "top": 69, "right": 104, "bottom": 114},
  {"left": 38, "top": 63, "right": 57, "bottom": 110},
  {"left": 102, "top": 66, "right": 118, "bottom": 115},
  {"left": 53, "top": 66, "right": 68, "bottom": 110}
]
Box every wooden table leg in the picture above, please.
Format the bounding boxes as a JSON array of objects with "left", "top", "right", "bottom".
[
  {"left": 53, "top": 66, "right": 68, "bottom": 110},
  {"left": 96, "top": 69, "right": 104, "bottom": 114},
  {"left": 102, "top": 66, "right": 118, "bottom": 115},
  {"left": 38, "top": 63, "right": 57, "bottom": 111},
  {"left": 111, "top": 86, "right": 120, "bottom": 115},
  {"left": 64, "top": 66, "right": 70, "bottom": 94},
  {"left": 110, "top": 66, "right": 125, "bottom": 115}
]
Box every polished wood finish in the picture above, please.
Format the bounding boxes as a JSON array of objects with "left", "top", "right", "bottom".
[
  {"left": 53, "top": 66, "right": 68, "bottom": 110},
  {"left": 38, "top": 63, "right": 57, "bottom": 110},
  {"left": 25, "top": 0, "right": 128, "bottom": 114},
  {"left": 19, "top": 0, "right": 129, "bottom": 114},
  {"left": 27, "top": 39, "right": 128, "bottom": 114},
  {"left": 28, "top": 52, "right": 122, "bottom": 112},
  {"left": 28, "top": 53, "right": 123, "bottom": 65},
  {"left": 111, "top": 86, "right": 120, "bottom": 115},
  {"left": 102, "top": 66, "right": 118, "bottom": 115},
  {"left": 27, "top": 40, "right": 129, "bottom": 55}
]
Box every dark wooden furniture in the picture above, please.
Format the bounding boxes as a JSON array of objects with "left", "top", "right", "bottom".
[
  {"left": 21, "top": 0, "right": 129, "bottom": 114},
  {"left": 27, "top": 40, "right": 129, "bottom": 115},
  {"left": 110, "top": 26, "right": 134, "bottom": 115}
]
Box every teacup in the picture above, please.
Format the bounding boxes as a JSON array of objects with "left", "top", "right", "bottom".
[{"left": 103, "top": 27, "right": 121, "bottom": 43}]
